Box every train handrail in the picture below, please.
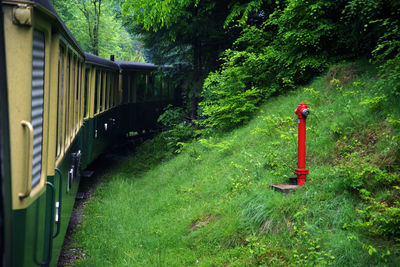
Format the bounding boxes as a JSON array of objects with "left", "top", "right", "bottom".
[
  {"left": 34, "top": 182, "right": 55, "bottom": 266},
  {"left": 52, "top": 168, "right": 63, "bottom": 238},
  {"left": 19, "top": 120, "right": 33, "bottom": 198}
]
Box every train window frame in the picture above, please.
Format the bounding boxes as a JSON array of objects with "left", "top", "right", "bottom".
[
  {"left": 109, "top": 72, "right": 113, "bottom": 109},
  {"left": 75, "top": 58, "right": 80, "bottom": 133},
  {"left": 103, "top": 71, "right": 107, "bottom": 110},
  {"left": 64, "top": 51, "right": 70, "bottom": 150},
  {"left": 122, "top": 73, "right": 128, "bottom": 104},
  {"left": 69, "top": 55, "right": 74, "bottom": 139},
  {"left": 127, "top": 74, "right": 131, "bottom": 103},
  {"left": 94, "top": 69, "right": 99, "bottom": 114},
  {"left": 109, "top": 73, "right": 113, "bottom": 108},
  {"left": 113, "top": 73, "right": 118, "bottom": 106},
  {"left": 83, "top": 67, "right": 90, "bottom": 119},
  {"left": 106, "top": 72, "right": 110, "bottom": 110},
  {"left": 69, "top": 54, "right": 75, "bottom": 141},
  {"left": 102, "top": 71, "right": 106, "bottom": 111},
  {"left": 99, "top": 70, "right": 103, "bottom": 112},
  {"left": 108, "top": 72, "right": 112, "bottom": 108},
  {"left": 79, "top": 61, "right": 85, "bottom": 125},
  {"left": 56, "top": 44, "right": 66, "bottom": 159},
  {"left": 132, "top": 73, "right": 136, "bottom": 103}
]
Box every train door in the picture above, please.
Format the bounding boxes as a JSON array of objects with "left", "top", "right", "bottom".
[{"left": 3, "top": 4, "right": 56, "bottom": 265}]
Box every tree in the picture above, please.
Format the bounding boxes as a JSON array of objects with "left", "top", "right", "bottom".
[
  {"left": 122, "top": 0, "right": 242, "bottom": 120},
  {"left": 51, "top": 0, "right": 144, "bottom": 61},
  {"left": 76, "top": 0, "right": 102, "bottom": 55}
]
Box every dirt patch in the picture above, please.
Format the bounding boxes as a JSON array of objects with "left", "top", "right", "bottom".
[
  {"left": 326, "top": 65, "right": 357, "bottom": 85},
  {"left": 189, "top": 215, "right": 215, "bottom": 231},
  {"left": 57, "top": 197, "right": 87, "bottom": 266}
]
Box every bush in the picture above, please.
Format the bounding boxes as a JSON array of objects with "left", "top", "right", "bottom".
[
  {"left": 357, "top": 188, "right": 400, "bottom": 239},
  {"left": 157, "top": 105, "right": 195, "bottom": 151}
]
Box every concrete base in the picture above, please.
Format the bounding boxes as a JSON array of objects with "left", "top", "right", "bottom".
[{"left": 270, "top": 183, "right": 300, "bottom": 193}]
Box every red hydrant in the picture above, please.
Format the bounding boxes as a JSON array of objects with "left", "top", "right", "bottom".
[{"left": 294, "top": 102, "right": 310, "bottom": 186}]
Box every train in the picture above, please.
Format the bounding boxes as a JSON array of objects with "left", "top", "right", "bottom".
[{"left": 0, "top": 0, "right": 179, "bottom": 266}]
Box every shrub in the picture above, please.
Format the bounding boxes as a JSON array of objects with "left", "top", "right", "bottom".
[
  {"left": 157, "top": 105, "right": 194, "bottom": 151},
  {"left": 356, "top": 188, "right": 400, "bottom": 239}
]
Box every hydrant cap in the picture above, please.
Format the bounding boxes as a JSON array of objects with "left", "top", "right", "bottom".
[
  {"left": 298, "top": 102, "right": 308, "bottom": 108},
  {"left": 296, "top": 102, "right": 309, "bottom": 118}
]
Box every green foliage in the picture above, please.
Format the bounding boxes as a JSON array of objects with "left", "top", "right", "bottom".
[
  {"left": 224, "top": 0, "right": 264, "bottom": 27},
  {"left": 372, "top": 17, "right": 400, "bottom": 96},
  {"left": 291, "top": 222, "right": 335, "bottom": 266},
  {"left": 199, "top": 23, "right": 276, "bottom": 130},
  {"left": 356, "top": 187, "right": 400, "bottom": 239},
  {"left": 157, "top": 105, "right": 194, "bottom": 152},
  {"left": 122, "top": 0, "right": 243, "bottom": 120},
  {"left": 157, "top": 104, "right": 185, "bottom": 128},
  {"left": 52, "top": 0, "right": 144, "bottom": 61},
  {"left": 200, "top": 69, "right": 265, "bottom": 130},
  {"left": 200, "top": 0, "right": 339, "bottom": 131},
  {"left": 122, "top": 0, "right": 195, "bottom": 32},
  {"left": 337, "top": 160, "right": 398, "bottom": 191},
  {"left": 199, "top": 0, "right": 400, "bottom": 132}
]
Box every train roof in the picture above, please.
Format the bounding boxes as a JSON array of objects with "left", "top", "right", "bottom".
[
  {"left": 85, "top": 53, "right": 120, "bottom": 70},
  {"left": 116, "top": 61, "right": 174, "bottom": 72},
  {"left": 116, "top": 61, "right": 158, "bottom": 71}
]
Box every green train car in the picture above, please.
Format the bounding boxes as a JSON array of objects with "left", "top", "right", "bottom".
[{"left": 0, "top": 1, "right": 178, "bottom": 266}]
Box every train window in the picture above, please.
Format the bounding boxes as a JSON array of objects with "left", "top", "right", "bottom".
[
  {"left": 64, "top": 53, "right": 71, "bottom": 148},
  {"left": 31, "top": 30, "right": 45, "bottom": 188},
  {"left": 104, "top": 71, "right": 107, "bottom": 110},
  {"left": 127, "top": 75, "right": 131, "bottom": 103},
  {"left": 163, "top": 79, "right": 168, "bottom": 98},
  {"left": 94, "top": 70, "right": 99, "bottom": 114},
  {"left": 76, "top": 61, "right": 80, "bottom": 100},
  {"left": 136, "top": 73, "right": 145, "bottom": 103},
  {"left": 111, "top": 73, "right": 115, "bottom": 107},
  {"left": 76, "top": 60, "right": 81, "bottom": 129},
  {"left": 110, "top": 73, "right": 113, "bottom": 108},
  {"left": 131, "top": 72, "right": 137, "bottom": 103},
  {"left": 110, "top": 74, "right": 113, "bottom": 107},
  {"left": 84, "top": 68, "right": 89, "bottom": 118},
  {"left": 116, "top": 74, "right": 119, "bottom": 105},
  {"left": 100, "top": 71, "right": 104, "bottom": 112},
  {"left": 103, "top": 72, "right": 107, "bottom": 110},
  {"left": 122, "top": 73, "right": 128, "bottom": 104},
  {"left": 145, "top": 74, "right": 150, "bottom": 99},
  {"left": 104, "top": 72, "right": 108, "bottom": 109},
  {"left": 106, "top": 72, "right": 110, "bottom": 109},
  {"left": 79, "top": 61, "right": 84, "bottom": 124},
  {"left": 103, "top": 71, "right": 107, "bottom": 110},
  {"left": 56, "top": 46, "right": 65, "bottom": 157},
  {"left": 154, "top": 74, "right": 161, "bottom": 98},
  {"left": 70, "top": 56, "right": 76, "bottom": 138},
  {"left": 110, "top": 73, "right": 114, "bottom": 108}
]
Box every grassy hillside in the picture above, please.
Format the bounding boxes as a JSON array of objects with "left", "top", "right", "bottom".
[{"left": 69, "top": 61, "right": 400, "bottom": 266}]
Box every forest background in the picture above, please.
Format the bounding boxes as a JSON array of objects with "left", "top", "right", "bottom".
[{"left": 52, "top": 0, "right": 400, "bottom": 131}]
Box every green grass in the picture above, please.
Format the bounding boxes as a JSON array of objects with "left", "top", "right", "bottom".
[{"left": 69, "top": 61, "right": 400, "bottom": 266}]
